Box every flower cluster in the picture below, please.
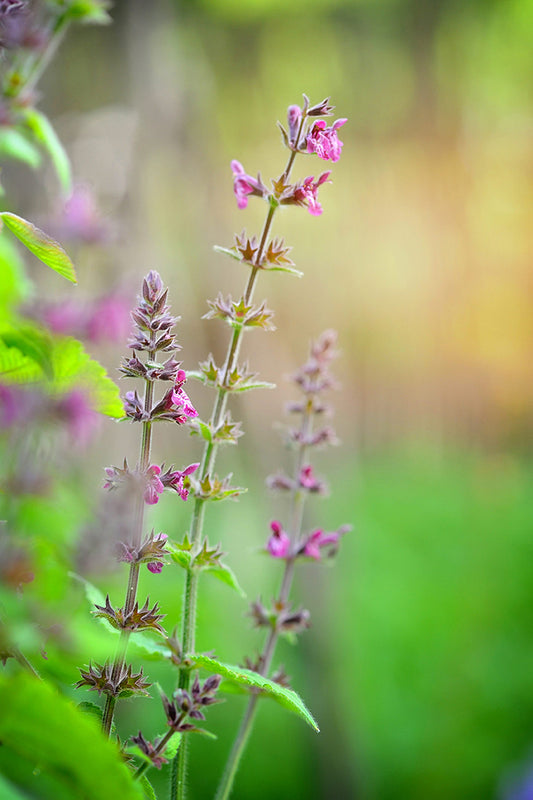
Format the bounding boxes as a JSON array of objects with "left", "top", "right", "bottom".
[
  {"left": 104, "top": 460, "right": 199, "bottom": 509},
  {"left": 161, "top": 674, "right": 222, "bottom": 733},
  {"left": 232, "top": 96, "right": 347, "bottom": 217}
]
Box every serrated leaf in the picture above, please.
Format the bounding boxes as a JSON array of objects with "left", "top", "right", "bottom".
[
  {"left": 191, "top": 655, "right": 319, "bottom": 732},
  {"left": 204, "top": 563, "right": 245, "bottom": 597},
  {"left": 213, "top": 245, "right": 242, "bottom": 262},
  {"left": 0, "top": 674, "right": 144, "bottom": 799},
  {"left": 24, "top": 109, "right": 72, "bottom": 195},
  {"left": 51, "top": 337, "right": 123, "bottom": 418},
  {"left": 0, "top": 212, "right": 77, "bottom": 283},
  {"left": 0, "top": 127, "right": 41, "bottom": 168},
  {"left": 70, "top": 572, "right": 119, "bottom": 636}
]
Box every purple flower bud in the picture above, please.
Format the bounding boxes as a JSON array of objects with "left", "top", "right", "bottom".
[{"left": 287, "top": 104, "right": 302, "bottom": 145}]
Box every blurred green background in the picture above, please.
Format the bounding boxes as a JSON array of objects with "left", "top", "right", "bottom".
[{"left": 2, "top": 0, "right": 533, "bottom": 797}]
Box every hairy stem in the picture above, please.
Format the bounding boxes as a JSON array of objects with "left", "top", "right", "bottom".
[
  {"left": 171, "top": 118, "right": 308, "bottom": 800},
  {"left": 214, "top": 401, "right": 313, "bottom": 800}
]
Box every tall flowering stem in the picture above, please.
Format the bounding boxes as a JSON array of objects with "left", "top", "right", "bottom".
[
  {"left": 171, "top": 96, "right": 347, "bottom": 800},
  {"left": 215, "top": 331, "right": 348, "bottom": 800},
  {"left": 76, "top": 272, "right": 199, "bottom": 737}
]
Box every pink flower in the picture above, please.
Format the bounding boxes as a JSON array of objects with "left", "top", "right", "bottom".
[
  {"left": 266, "top": 521, "right": 291, "bottom": 559},
  {"left": 144, "top": 465, "right": 165, "bottom": 505},
  {"left": 161, "top": 462, "right": 199, "bottom": 501},
  {"left": 298, "top": 464, "right": 325, "bottom": 492},
  {"left": 147, "top": 533, "right": 168, "bottom": 574},
  {"left": 302, "top": 528, "right": 339, "bottom": 560},
  {"left": 293, "top": 172, "right": 331, "bottom": 216},
  {"left": 231, "top": 160, "right": 266, "bottom": 210},
  {"left": 171, "top": 370, "right": 198, "bottom": 420},
  {"left": 306, "top": 118, "right": 347, "bottom": 163}
]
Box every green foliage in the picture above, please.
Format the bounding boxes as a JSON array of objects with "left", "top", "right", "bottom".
[
  {"left": 0, "top": 212, "right": 77, "bottom": 283},
  {"left": 191, "top": 654, "right": 320, "bottom": 732},
  {"left": 0, "top": 233, "right": 30, "bottom": 311},
  {"left": 0, "top": 127, "right": 41, "bottom": 168},
  {"left": 203, "top": 560, "right": 245, "bottom": 596},
  {"left": 51, "top": 337, "right": 124, "bottom": 417},
  {"left": 23, "top": 109, "right": 73, "bottom": 195},
  {"left": 0, "top": 674, "right": 143, "bottom": 800}
]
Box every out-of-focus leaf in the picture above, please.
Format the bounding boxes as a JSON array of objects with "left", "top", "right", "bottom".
[
  {"left": 0, "top": 337, "right": 43, "bottom": 382},
  {"left": 0, "top": 127, "right": 41, "bottom": 168},
  {"left": 191, "top": 654, "right": 319, "bottom": 732},
  {"left": 0, "top": 773, "right": 27, "bottom": 799},
  {"left": 139, "top": 775, "right": 157, "bottom": 800},
  {"left": 0, "top": 212, "right": 77, "bottom": 283},
  {"left": 0, "top": 231, "right": 31, "bottom": 310},
  {"left": 70, "top": 572, "right": 118, "bottom": 636},
  {"left": 62, "top": 0, "right": 112, "bottom": 23},
  {"left": 0, "top": 674, "right": 144, "bottom": 799},
  {"left": 24, "top": 109, "right": 72, "bottom": 195},
  {"left": 51, "top": 337, "right": 123, "bottom": 418},
  {"left": 0, "top": 323, "right": 54, "bottom": 380}
]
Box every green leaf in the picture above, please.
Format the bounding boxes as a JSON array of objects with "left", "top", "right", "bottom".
[
  {"left": 63, "top": 0, "right": 112, "bottom": 23},
  {"left": 0, "top": 772, "right": 27, "bottom": 799},
  {"left": 0, "top": 335, "right": 44, "bottom": 382},
  {"left": 0, "top": 212, "right": 77, "bottom": 283},
  {"left": 0, "top": 127, "right": 41, "bottom": 168},
  {"left": 231, "top": 379, "right": 275, "bottom": 393},
  {"left": 204, "top": 562, "right": 245, "bottom": 597},
  {"left": 0, "top": 231, "right": 31, "bottom": 310},
  {"left": 265, "top": 264, "right": 303, "bottom": 278},
  {"left": 70, "top": 572, "right": 119, "bottom": 636},
  {"left": 0, "top": 674, "right": 144, "bottom": 800},
  {"left": 162, "top": 734, "right": 182, "bottom": 759},
  {"left": 0, "top": 323, "right": 54, "bottom": 380},
  {"left": 51, "top": 337, "right": 124, "bottom": 418},
  {"left": 191, "top": 655, "right": 319, "bottom": 732},
  {"left": 213, "top": 245, "right": 243, "bottom": 262},
  {"left": 139, "top": 775, "right": 157, "bottom": 800},
  {"left": 192, "top": 419, "right": 213, "bottom": 442},
  {"left": 129, "top": 633, "right": 172, "bottom": 662},
  {"left": 24, "top": 109, "right": 72, "bottom": 195}
]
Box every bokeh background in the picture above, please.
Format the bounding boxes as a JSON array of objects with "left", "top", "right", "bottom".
[{"left": 3, "top": 0, "right": 533, "bottom": 797}]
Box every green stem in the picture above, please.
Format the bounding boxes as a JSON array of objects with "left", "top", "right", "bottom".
[
  {"left": 5, "top": 13, "right": 71, "bottom": 99},
  {"left": 171, "top": 114, "right": 309, "bottom": 800},
  {"left": 214, "top": 402, "right": 314, "bottom": 800}
]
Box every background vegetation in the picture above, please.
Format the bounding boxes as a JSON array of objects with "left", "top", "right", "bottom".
[{"left": 2, "top": 0, "right": 533, "bottom": 797}]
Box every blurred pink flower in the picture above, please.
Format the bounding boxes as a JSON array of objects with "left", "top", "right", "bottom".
[
  {"left": 57, "top": 389, "right": 99, "bottom": 445},
  {"left": 86, "top": 295, "right": 131, "bottom": 343},
  {"left": 266, "top": 520, "right": 291, "bottom": 559},
  {"left": 60, "top": 184, "right": 110, "bottom": 244},
  {"left": 302, "top": 528, "right": 339, "bottom": 560}
]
